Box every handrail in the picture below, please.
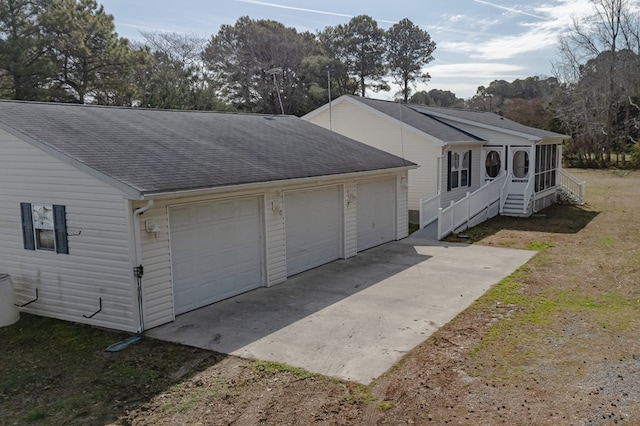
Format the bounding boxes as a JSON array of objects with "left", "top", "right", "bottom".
[
  {"left": 560, "top": 168, "right": 583, "bottom": 186},
  {"left": 522, "top": 174, "right": 534, "bottom": 214},
  {"left": 436, "top": 172, "right": 506, "bottom": 239},
  {"left": 499, "top": 172, "right": 511, "bottom": 212},
  {"left": 559, "top": 169, "right": 586, "bottom": 204},
  {"left": 419, "top": 192, "right": 441, "bottom": 229}
]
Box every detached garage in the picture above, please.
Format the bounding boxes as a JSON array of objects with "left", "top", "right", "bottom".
[{"left": 0, "top": 100, "right": 415, "bottom": 333}]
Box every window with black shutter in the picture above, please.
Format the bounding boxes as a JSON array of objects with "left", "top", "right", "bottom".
[
  {"left": 20, "top": 203, "right": 69, "bottom": 254},
  {"left": 447, "top": 150, "right": 472, "bottom": 191}
]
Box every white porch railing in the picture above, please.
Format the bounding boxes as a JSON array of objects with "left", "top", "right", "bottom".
[
  {"left": 499, "top": 172, "right": 511, "bottom": 211},
  {"left": 559, "top": 169, "right": 586, "bottom": 205},
  {"left": 437, "top": 172, "right": 506, "bottom": 240},
  {"left": 419, "top": 192, "right": 441, "bottom": 229},
  {"left": 522, "top": 174, "right": 535, "bottom": 215}
]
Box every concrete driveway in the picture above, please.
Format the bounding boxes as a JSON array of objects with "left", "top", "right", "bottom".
[{"left": 147, "top": 235, "right": 535, "bottom": 384}]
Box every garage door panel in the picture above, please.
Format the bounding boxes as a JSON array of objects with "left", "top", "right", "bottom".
[
  {"left": 357, "top": 178, "right": 396, "bottom": 251},
  {"left": 285, "top": 186, "right": 342, "bottom": 276},
  {"left": 170, "top": 196, "right": 263, "bottom": 315}
]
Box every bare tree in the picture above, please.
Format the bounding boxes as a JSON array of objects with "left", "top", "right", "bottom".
[
  {"left": 132, "top": 32, "right": 227, "bottom": 110},
  {"left": 554, "top": 0, "right": 640, "bottom": 166}
]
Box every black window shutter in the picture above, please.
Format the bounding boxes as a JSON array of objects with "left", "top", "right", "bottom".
[
  {"left": 53, "top": 205, "right": 69, "bottom": 254},
  {"left": 468, "top": 150, "right": 472, "bottom": 187},
  {"left": 447, "top": 151, "right": 452, "bottom": 191},
  {"left": 21, "top": 203, "right": 35, "bottom": 250}
]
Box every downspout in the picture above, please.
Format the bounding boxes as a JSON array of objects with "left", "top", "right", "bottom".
[
  {"left": 440, "top": 145, "right": 451, "bottom": 195},
  {"left": 133, "top": 199, "right": 153, "bottom": 334}
]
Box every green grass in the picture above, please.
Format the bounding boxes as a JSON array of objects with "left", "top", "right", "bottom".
[
  {"left": 595, "top": 236, "right": 615, "bottom": 248},
  {"left": 470, "top": 278, "right": 640, "bottom": 359},
  {"left": 157, "top": 384, "right": 220, "bottom": 414},
  {"left": 408, "top": 222, "right": 420, "bottom": 235},
  {"left": 377, "top": 400, "right": 396, "bottom": 410},
  {"left": 251, "top": 360, "right": 320, "bottom": 379},
  {"left": 0, "top": 314, "right": 222, "bottom": 425},
  {"left": 340, "top": 383, "right": 377, "bottom": 405},
  {"left": 526, "top": 240, "right": 555, "bottom": 251}
]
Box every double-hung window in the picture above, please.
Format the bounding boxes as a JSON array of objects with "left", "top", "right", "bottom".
[
  {"left": 20, "top": 203, "right": 69, "bottom": 254},
  {"left": 448, "top": 150, "right": 472, "bottom": 191}
]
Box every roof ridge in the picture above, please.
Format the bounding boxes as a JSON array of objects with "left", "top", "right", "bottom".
[{"left": 0, "top": 99, "right": 294, "bottom": 118}]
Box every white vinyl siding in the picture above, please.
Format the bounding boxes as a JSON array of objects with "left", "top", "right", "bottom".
[
  {"left": 440, "top": 145, "right": 483, "bottom": 208},
  {"left": 305, "top": 101, "right": 440, "bottom": 211},
  {"left": 1, "top": 124, "right": 412, "bottom": 331},
  {"left": 265, "top": 189, "right": 287, "bottom": 285},
  {"left": 0, "top": 131, "right": 136, "bottom": 332},
  {"left": 396, "top": 173, "right": 409, "bottom": 239},
  {"left": 134, "top": 190, "right": 270, "bottom": 329},
  {"left": 343, "top": 182, "right": 358, "bottom": 259}
]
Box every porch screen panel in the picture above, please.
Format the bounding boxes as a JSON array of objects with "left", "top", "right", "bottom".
[{"left": 535, "top": 144, "right": 558, "bottom": 193}]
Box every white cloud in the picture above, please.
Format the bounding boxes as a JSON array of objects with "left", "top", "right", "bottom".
[
  {"left": 234, "top": 0, "right": 398, "bottom": 24},
  {"left": 421, "top": 62, "right": 531, "bottom": 98},
  {"left": 473, "top": 0, "right": 547, "bottom": 20},
  {"left": 427, "top": 62, "right": 525, "bottom": 78},
  {"left": 440, "top": 28, "right": 557, "bottom": 60},
  {"left": 439, "top": 0, "right": 596, "bottom": 60},
  {"left": 445, "top": 14, "right": 466, "bottom": 23}
]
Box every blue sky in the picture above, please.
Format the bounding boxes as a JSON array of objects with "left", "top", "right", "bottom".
[{"left": 100, "top": 0, "right": 596, "bottom": 99}]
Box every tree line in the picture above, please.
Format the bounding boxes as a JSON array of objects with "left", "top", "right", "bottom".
[
  {"left": 1, "top": 0, "right": 639, "bottom": 168},
  {"left": 0, "top": 1, "right": 435, "bottom": 114}
]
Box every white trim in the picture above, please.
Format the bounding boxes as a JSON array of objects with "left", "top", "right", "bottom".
[{"left": 144, "top": 166, "right": 416, "bottom": 200}]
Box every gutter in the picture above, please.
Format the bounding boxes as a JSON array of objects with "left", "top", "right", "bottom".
[
  {"left": 133, "top": 199, "right": 153, "bottom": 334},
  {"left": 143, "top": 165, "right": 418, "bottom": 200}
]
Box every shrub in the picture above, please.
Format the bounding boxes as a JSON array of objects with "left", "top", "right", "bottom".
[{"left": 630, "top": 143, "right": 640, "bottom": 169}]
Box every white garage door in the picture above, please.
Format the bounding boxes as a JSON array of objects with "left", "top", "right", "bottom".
[
  {"left": 357, "top": 178, "right": 396, "bottom": 251},
  {"left": 285, "top": 186, "right": 342, "bottom": 276},
  {"left": 169, "top": 197, "right": 263, "bottom": 315}
]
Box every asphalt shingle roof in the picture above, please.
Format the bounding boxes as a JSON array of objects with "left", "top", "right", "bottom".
[
  {"left": 408, "top": 104, "right": 567, "bottom": 140},
  {"left": 0, "top": 101, "right": 414, "bottom": 195},
  {"left": 344, "top": 95, "right": 567, "bottom": 141},
  {"left": 345, "top": 95, "right": 483, "bottom": 143}
]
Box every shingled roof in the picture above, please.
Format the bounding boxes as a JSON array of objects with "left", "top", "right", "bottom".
[
  {"left": 0, "top": 101, "right": 415, "bottom": 197},
  {"left": 334, "top": 96, "right": 567, "bottom": 142},
  {"left": 408, "top": 104, "right": 567, "bottom": 140},
  {"left": 341, "top": 96, "right": 484, "bottom": 144}
]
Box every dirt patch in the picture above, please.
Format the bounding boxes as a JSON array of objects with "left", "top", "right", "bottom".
[{"left": 2, "top": 169, "right": 640, "bottom": 425}]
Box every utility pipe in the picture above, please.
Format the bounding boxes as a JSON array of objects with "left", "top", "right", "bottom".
[{"left": 133, "top": 199, "right": 153, "bottom": 334}]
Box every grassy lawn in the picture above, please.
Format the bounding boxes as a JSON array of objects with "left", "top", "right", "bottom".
[
  {"left": 1, "top": 168, "right": 639, "bottom": 425},
  {"left": 0, "top": 315, "right": 222, "bottom": 425}
]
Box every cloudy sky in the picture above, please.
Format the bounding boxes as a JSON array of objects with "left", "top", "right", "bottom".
[{"left": 100, "top": 0, "right": 596, "bottom": 99}]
